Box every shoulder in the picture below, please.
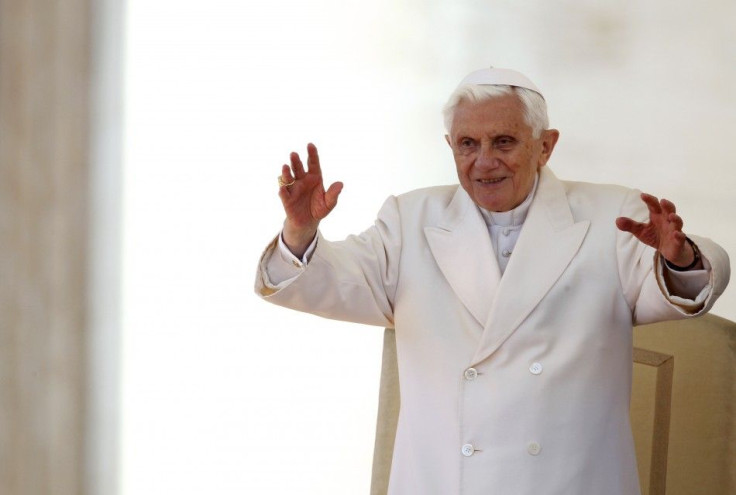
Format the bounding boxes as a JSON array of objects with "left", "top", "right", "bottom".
[
  {"left": 539, "top": 168, "right": 643, "bottom": 221},
  {"left": 557, "top": 177, "right": 641, "bottom": 219},
  {"left": 561, "top": 178, "right": 632, "bottom": 203},
  {"left": 374, "top": 184, "right": 464, "bottom": 228},
  {"left": 396, "top": 184, "right": 459, "bottom": 204},
  {"left": 399, "top": 185, "right": 464, "bottom": 219},
  {"left": 380, "top": 184, "right": 461, "bottom": 214}
]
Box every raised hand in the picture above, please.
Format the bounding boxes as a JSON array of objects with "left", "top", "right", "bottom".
[
  {"left": 615, "top": 193, "right": 699, "bottom": 268},
  {"left": 278, "top": 143, "right": 343, "bottom": 257}
]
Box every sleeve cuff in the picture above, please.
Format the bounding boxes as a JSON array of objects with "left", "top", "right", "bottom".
[
  {"left": 260, "top": 232, "right": 319, "bottom": 291},
  {"left": 655, "top": 250, "right": 712, "bottom": 312},
  {"left": 277, "top": 231, "right": 318, "bottom": 266}
]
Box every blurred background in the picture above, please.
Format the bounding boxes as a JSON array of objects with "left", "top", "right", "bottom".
[{"left": 1, "top": 0, "right": 734, "bottom": 493}]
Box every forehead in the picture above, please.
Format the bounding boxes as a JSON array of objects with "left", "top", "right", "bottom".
[{"left": 451, "top": 94, "right": 530, "bottom": 136}]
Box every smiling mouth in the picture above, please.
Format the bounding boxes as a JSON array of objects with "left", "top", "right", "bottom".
[{"left": 477, "top": 178, "right": 506, "bottom": 184}]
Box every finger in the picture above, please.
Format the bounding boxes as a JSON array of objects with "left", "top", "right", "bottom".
[
  {"left": 660, "top": 198, "right": 676, "bottom": 215},
  {"left": 306, "top": 143, "right": 322, "bottom": 175},
  {"left": 290, "top": 152, "right": 306, "bottom": 179},
  {"left": 667, "top": 212, "right": 684, "bottom": 231},
  {"left": 615, "top": 216, "right": 644, "bottom": 235},
  {"left": 324, "top": 181, "right": 344, "bottom": 210},
  {"left": 279, "top": 164, "right": 294, "bottom": 195},
  {"left": 280, "top": 164, "right": 295, "bottom": 184},
  {"left": 640, "top": 193, "right": 662, "bottom": 215},
  {"left": 278, "top": 175, "right": 293, "bottom": 202}
]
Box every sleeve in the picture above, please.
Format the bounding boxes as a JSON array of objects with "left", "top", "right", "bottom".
[
  {"left": 259, "top": 232, "right": 318, "bottom": 290},
  {"left": 254, "top": 196, "right": 404, "bottom": 328},
  {"left": 616, "top": 188, "right": 731, "bottom": 325},
  {"left": 655, "top": 254, "right": 710, "bottom": 305}
]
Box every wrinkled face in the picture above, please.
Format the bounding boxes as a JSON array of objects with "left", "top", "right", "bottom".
[{"left": 446, "top": 94, "right": 559, "bottom": 212}]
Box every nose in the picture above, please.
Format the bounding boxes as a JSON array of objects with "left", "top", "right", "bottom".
[{"left": 475, "top": 143, "right": 499, "bottom": 170}]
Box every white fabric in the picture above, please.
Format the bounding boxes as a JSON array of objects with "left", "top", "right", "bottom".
[
  {"left": 263, "top": 233, "right": 317, "bottom": 289},
  {"left": 256, "top": 167, "right": 730, "bottom": 495},
  {"left": 478, "top": 173, "right": 538, "bottom": 274},
  {"left": 656, "top": 252, "right": 713, "bottom": 306}
]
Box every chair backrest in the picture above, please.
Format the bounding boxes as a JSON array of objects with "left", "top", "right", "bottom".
[
  {"left": 371, "top": 314, "right": 736, "bottom": 495},
  {"left": 631, "top": 314, "right": 736, "bottom": 495}
]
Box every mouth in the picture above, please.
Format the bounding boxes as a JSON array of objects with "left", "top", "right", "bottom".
[{"left": 477, "top": 177, "right": 507, "bottom": 185}]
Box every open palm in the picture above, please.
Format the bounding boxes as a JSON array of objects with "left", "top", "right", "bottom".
[{"left": 278, "top": 143, "right": 343, "bottom": 255}]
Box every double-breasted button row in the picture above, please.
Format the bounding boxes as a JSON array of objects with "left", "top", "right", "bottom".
[
  {"left": 463, "top": 363, "right": 543, "bottom": 380},
  {"left": 461, "top": 442, "right": 542, "bottom": 457}
]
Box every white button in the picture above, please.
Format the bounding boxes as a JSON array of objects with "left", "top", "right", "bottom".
[
  {"left": 502, "top": 228, "right": 511, "bottom": 236},
  {"left": 461, "top": 444, "right": 475, "bottom": 457},
  {"left": 464, "top": 368, "right": 478, "bottom": 381},
  {"left": 529, "top": 362, "right": 543, "bottom": 375},
  {"left": 501, "top": 249, "right": 512, "bottom": 257},
  {"left": 527, "top": 442, "right": 542, "bottom": 456}
]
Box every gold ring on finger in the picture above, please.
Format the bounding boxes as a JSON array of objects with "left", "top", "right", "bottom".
[{"left": 278, "top": 176, "right": 296, "bottom": 188}]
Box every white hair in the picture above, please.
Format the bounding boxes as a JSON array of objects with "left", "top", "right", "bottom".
[{"left": 442, "top": 85, "right": 549, "bottom": 138}]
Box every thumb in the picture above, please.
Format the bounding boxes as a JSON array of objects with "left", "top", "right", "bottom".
[
  {"left": 616, "top": 216, "right": 638, "bottom": 234},
  {"left": 325, "top": 181, "right": 344, "bottom": 211}
]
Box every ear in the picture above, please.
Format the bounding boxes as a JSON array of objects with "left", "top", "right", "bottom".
[
  {"left": 445, "top": 134, "right": 452, "bottom": 148},
  {"left": 538, "top": 129, "right": 560, "bottom": 168}
]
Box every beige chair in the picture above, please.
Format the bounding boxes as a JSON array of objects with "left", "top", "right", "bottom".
[{"left": 371, "top": 314, "right": 736, "bottom": 495}]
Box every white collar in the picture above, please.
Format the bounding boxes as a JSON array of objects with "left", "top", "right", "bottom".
[{"left": 478, "top": 173, "right": 539, "bottom": 228}]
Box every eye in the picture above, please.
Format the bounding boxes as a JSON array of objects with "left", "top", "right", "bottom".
[
  {"left": 494, "top": 136, "right": 516, "bottom": 149},
  {"left": 458, "top": 137, "right": 476, "bottom": 148}
]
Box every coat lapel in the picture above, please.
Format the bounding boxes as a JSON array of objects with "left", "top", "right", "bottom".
[
  {"left": 471, "top": 167, "right": 590, "bottom": 365},
  {"left": 424, "top": 188, "right": 501, "bottom": 328}
]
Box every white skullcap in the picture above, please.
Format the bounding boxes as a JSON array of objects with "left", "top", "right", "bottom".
[{"left": 456, "top": 67, "right": 544, "bottom": 99}]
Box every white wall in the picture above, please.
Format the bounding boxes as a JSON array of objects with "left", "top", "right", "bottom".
[{"left": 120, "top": 1, "right": 735, "bottom": 493}]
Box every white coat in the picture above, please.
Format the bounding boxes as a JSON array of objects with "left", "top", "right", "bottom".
[{"left": 256, "top": 167, "right": 730, "bottom": 495}]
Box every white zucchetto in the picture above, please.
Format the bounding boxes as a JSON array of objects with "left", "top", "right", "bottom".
[{"left": 455, "top": 67, "right": 544, "bottom": 99}]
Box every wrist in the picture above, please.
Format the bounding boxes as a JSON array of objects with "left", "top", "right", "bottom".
[
  {"left": 665, "top": 237, "right": 702, "bottom": 271},
  {"left": 282, "top": 222, "right": 318, "bottom": 259}
]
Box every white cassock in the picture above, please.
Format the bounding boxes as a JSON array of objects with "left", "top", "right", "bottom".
[{"left": 256, "top": 166, "right": 730, "bottom": 495}]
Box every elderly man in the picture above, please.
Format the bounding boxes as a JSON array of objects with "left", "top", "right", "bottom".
[{"left": 256, "top": 68, "right": 730, "bottom": 495}]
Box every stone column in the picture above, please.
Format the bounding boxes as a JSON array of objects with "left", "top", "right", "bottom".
[{"left": 0, "top": 0, "right": 92, "bottom": 493}]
